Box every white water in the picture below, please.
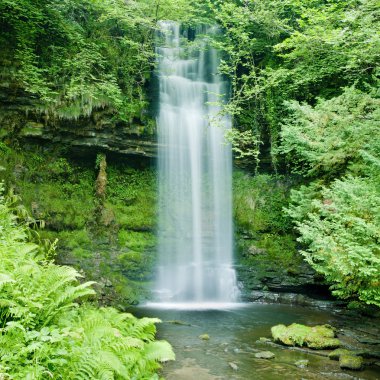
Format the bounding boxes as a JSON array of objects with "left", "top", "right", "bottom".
[{"left": 154, "top": 22, "right": 239, "bottom": 305}]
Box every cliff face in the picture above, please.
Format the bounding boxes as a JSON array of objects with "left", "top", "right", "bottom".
[
  {"left": 0, "top": 86, "right": 157, "bottom": 160},
  {"left": 19, "top": 118, "right": 157, "bottom": 159},
  {"left": 0, "top": 90, "right": 157, "bottom": 165}
]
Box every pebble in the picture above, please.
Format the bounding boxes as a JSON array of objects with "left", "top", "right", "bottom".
[{"left": 229, "top": 362, "right": 238, "bottom": 371}]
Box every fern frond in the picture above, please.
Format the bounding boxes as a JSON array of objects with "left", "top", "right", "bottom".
[
  {"left": 0, "top": 273, "right": 15, "bottom": 288},
  {"left": 143, "top": 341, "right": 175, "bottom": 362},
  {"left": 127, "top": 317, "right": 160, "bottom": 341}
]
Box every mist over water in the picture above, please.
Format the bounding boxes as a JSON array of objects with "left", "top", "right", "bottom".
[{"left": 154, "top": 22, "right": 239, "bottom": 305}]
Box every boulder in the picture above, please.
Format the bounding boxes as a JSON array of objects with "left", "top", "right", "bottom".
[
  {"left": 271, "top": 323, "right": 340, "bottom": 349},
  {"left": 339, "top": 355, "right": 363, "bottom": 370},
  {"left": 255, "top": 351, "right": 275, "bottom": 359}
]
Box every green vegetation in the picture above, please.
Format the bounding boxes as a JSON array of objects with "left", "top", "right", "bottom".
[
  {"left": 0, "top": 0, "right": 378, "bottom": 322},
  {"left": 107, "top": 168, "right": 157, "bottom": 230},
  {"left": 339, "top": 355, "right": 364, "bottom": 370},
  {"left": 0, "top": 0, "right": 156, "bottom": 122},
  {"left": 233, "top": 172, "right": 301, "bottom": 272},
  {"left": 0, "top": 185, "right": 174, "bottom": 379},
  {"left": 271, "top": 323, "right": 340, "bottom": 349},
  {"left": 213, "top": 0, "right": 380, "bottom": 307},
  {"left": 0, "top": 146, "right": 157, "bottom": 305}
]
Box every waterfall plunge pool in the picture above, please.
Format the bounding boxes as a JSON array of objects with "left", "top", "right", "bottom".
[{"left": 132, "top": 303, "right": 380, "bottom": 380}]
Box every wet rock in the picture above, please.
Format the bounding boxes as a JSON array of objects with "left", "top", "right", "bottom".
[
  {"left": 271, "top": 323, "right": 340, "bottom": 349},
  {"left": 255, "top": 351, "right": 275, "bottom": 359},
  {"left": 20, "top": 117, "right": 157, "bottom": 159},
  {"left": 199, "top": 334, "right": 210, "bottom": 341},
  {"left": 229, "top": 362, "right": 238, "bottom": 371},
  {"left": 248, "top": 290, "right": 337, "bottom": 308},
  {"left": 166, "top": 320, "right": 192, "bottom": 326},
  {"left": 328, "top": 349, "right": 352, "bottom": 360},
  {"left": 353, "top": 350, "right": 380, "bottom": 359},
  {"left": 339, "top": 355, "right": 363, "bottom": 370},
  {"left": 357, "top": 337, "right": 380, "bottom": 345},
  {"left": 295, "top": 359, "right": 309, "bottom": 368}
]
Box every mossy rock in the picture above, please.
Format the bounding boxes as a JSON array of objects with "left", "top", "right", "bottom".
[
  {"left": 271, "top": 323, "right": 340, "bottom": 349},
  {"left": 329, "top": 348, "right": 352, "bottom": 360},
  {"left": 339, "top": 355, "right": 363, "bottom": 370},
  {"left": 199, "top": 334, "right": 210, "bottom": 341}
]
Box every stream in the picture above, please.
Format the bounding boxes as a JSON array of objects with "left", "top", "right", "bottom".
[{"left": 132, "top": 303, "right": 380, "bottom": 380}]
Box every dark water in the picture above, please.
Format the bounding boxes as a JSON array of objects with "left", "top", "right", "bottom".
[{"left": 132, "top": 304, "right": 380, "bottom": 380}]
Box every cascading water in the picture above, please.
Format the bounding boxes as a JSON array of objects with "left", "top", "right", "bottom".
[{"left": 154, "top": 22, "right": 239, "bottom": 306}]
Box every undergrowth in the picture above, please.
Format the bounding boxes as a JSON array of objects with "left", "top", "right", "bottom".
[{"left": 0, "top": 184, "right": 174, "bottom": 379}]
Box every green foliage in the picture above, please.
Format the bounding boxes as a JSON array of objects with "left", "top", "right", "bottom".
[
  {"left": 225, "top": 129, "right": 262, "bottom": 168},
  {"left": 281, "top": 83, "right": 380, "bottom": 307},
  {"left": 0, "top": 186, "right": 174, "bottom": 379},
  {"left": 279, "top": 87, "right": 380, "bottom": 177},
  {"left": 0, "top": 146, "right": 158, "bottom": 305},
  {"left": 207, "top": 0, "right": 380, "bottom": 161},
  {"left": 118, "top": 230, "right": 156, "bottom": 251},
  {"left": 273, "top": 0, "right": 380, "bottom": 98},
  {"left": 0, "top": 0, "right": 156, "bottom": 121},
  {"left": 287, "top": 176, "right": 380, "bottom": 306}
]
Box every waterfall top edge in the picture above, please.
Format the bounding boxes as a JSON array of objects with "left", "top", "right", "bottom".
[{"left": 142, "top": 302, "right": 247, "bottom": 311}]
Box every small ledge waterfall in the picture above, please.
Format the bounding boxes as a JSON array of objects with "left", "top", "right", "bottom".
[{"left": 154, "top": 22, "right": 239, "bottom": 306}]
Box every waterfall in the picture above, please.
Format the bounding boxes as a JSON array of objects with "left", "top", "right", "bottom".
[{"left": 154, "top": 22, "right": 239, "bottom": 306}]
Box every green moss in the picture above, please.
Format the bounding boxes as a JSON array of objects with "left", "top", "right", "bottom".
[
  {"left": 52, "top": 230, "right": 91, "bottom": 249},
  {"left": 105, "top": 167, "right": 156, "bottom": 230},
  {"left": 271, "top": 323, "right": 340, "bottom": 349},
  {"left": 233, "top": 171, "right": 294, "bottom": 235},
  {"left": 71, "top": 247, "right": 92, "bottom": 259},
  {"left": 234, "top": 171, "right": 302, "bottom": 274},
  {"left": 110, "top": 201, "right": 155, "bottom": 230},
  {"left": 329, "top": 349, "right": 352, "bottom": 360},
  {"left": 0, "top": 146, "right": 157, "bottom": 305},
  {"left": 339, "top": 355, "right": 363, "bottom": 370},
  {"left": 118, "top": 250, "right": 154, "bottom": 281},
  {"left": 118, "top": 230, "right": 156, "bottom": 250}
]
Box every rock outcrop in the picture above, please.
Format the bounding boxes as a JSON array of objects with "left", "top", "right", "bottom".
[{"left": 19, "top": 118, "right": 157, "bottom": 159}]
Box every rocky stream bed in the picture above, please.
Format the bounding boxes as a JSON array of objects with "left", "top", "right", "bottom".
[{"left": 132, "top": 302, "right": 380, "bottom": 380}]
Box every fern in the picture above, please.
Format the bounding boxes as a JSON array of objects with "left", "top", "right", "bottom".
[{"left": 0, "top": 187, "right": 174, "bottom": 379}]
